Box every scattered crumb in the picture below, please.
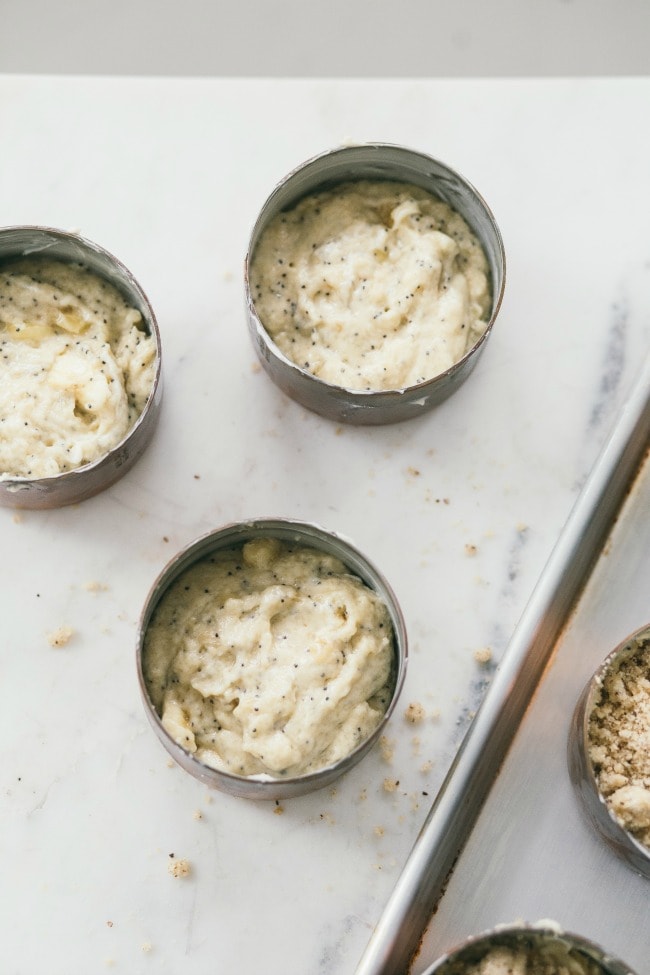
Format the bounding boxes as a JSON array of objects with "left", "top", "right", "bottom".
[
  {"left": 516, "top": 522, "right": 528, "bottom": 533},
  {"left": 12, "top": 512, "right": 23, "bottom": 524},
  {"left": 166, "top": 758, "right": 175, "bottom": 768},
  {"left": 193, "top": 474, "right": 200, "bottom": 480},
  {"left": 251, "top": 361, "right": 262, "bottom": 374},
  {"left": 335, "top": 426, "right": 344, "bottom": 436},
  {"left": 359, "top": 787, "right": 367, "bottom": 801},
  {"left": 409, "top": 792, "right": 422, "bottom": 813},
  {"left": 373, "top": 825, "right": 385, "bottom": 837},
  {"left": 319, "top": 811, "right": 336, "bottom": 825},
  {"left": 163, "top": 536, "right": 170, "bottom": 543},
  {"left": 420, "top": 759, "right": 433, "bottom": 773},
  {"left": 167, "top": 855, "right": 191, "bottom": 878},
  {"left": 193, "top": 809, "right": 203, "bottom": 821},
  {"left": 474, "top": 646, "right": 493, "bottom": 665},
  {"left": 430, "top": 707, "right": 441, "bottom": 721},
  {"left": 411, "top": 736, "right": 421, "bottom": 755},
  {"left": 106, "top": 920, "right": 114, "bottom": 928},
  {"left": 379, "top": 735, "right": 394, "bottom": 763},
  {"left": 274, "top": 802, "right": 284, "bottom": 816},
  {"left": 404, "top": 702, "right": 426, "bottom": 724},
  {"left": 465, "top": 543, "right": 478, "bottom": 556},
  {"left": 83, "top": 580, "right": 108, "bottom": 592},
  {"left": 383, "top": 778, "right": 399, "bottom": 793},
  {"left": 47, "top": 626, "right": 74, "bottom": 648},
  {"left": 406, "top": 466, "right": 421, "bottom": 477},
  {"left": 142, "top": 943, "right": 153, "bottom": 954}
]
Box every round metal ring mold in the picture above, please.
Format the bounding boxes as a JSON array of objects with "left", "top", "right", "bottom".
[
  {"left": 244, "top": 143, "right": 505, "bottom": 426},
  {"left": 137, "top": 517, "right": 408, "bottom": 800}
]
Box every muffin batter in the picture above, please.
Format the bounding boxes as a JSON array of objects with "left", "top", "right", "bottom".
[
  {"left": 143, "top": 537, "right": 395, "bottom": 779},
  {"left": 250, "top": 179, "right": 491, "bottom": 391},
  {"left": 0, "top": 256, "right": 156, "bottom": 479}
]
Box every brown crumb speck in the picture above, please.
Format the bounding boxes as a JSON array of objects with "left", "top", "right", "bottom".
[
  {"left": 379, "top": 735, "right": 394, "bottom": 763},
  {"left": 47, "top": 626, "right": 74, "bottom": 648},
  {"left": 167, "top": 856, "right": 191, "bottom": 878},
  {"left": 383, "top": 778, "right": 399, "bottom": 793},
  {"left": 404, "top": 702, "right": 426, "bottom": 724},
  {"left": 83, "top": 580, "right": 108, "bottom": 592},
  {"left": 474, "top": 647, "right": 493, "bottom": 665}
]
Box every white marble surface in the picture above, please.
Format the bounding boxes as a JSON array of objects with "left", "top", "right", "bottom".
[{"left": 0, "top": 77, "right": 649, "bottom": 975}]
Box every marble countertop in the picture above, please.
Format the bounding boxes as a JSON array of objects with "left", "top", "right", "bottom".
[{"left": 1, "top": 77, "right": 649, "bottom": 975}]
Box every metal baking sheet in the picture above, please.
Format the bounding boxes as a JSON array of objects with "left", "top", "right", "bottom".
[{"left": 355, "top": 353, "right": 650, "bottom": 975}]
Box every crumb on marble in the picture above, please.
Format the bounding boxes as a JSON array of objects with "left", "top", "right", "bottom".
[
  {"left": 404, "top": 702, "right": 426, "bottom": 724},
  {"left": 251, "top": 361, "right": 262, "bottom": 374},
  {"left": 193, "top": 809, "right": 203, "bottom": 821},
  {"left": 12, "top": 512, "right": 23, "bottom": 524},
  {"left": 420, "top": 759, "right": 433, "bottom": 773},
  {"left": 48, "top": 625, "right": 74, "bottom": 648},
  {"left": 359, "top": 787, "right": 367, "bottom": 801},
  {"left": 409, "top": 792, "right": 422, "bottom": 813},
  {"left": 141, "top": 942, "right": 153, "bottom": 954},
  {"left": 474, "top": 646, "right": 493, "bottom": 665},
  {"left": 373, "top": 825, "right": 385, "bottom": 837},
  {"left": 167, "top": 854, "right": 191, "bottom": 878},
  {"left": 406, "top": 466, "right": 421, "bottom": 478},
  {"left": 274, "top": 801, "right": 284, "bottom": 816},
  {"left": 83, "top": 580, "right": 108, "bottom": 593},
  {"left": 383, "top": 778, "right": 399, "bottom": 793},
  {"left": 379, "top": 735, "right": 394, "bottom": 763},
  {"left": 465, "top": 543, "right": 478, "bottom": 556},
  {"left": 106, "top": 920, "right": 114, "bottom": 928}
]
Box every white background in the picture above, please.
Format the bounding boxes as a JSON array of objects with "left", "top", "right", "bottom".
[{"left": 1, "top": 0, "right": 649, "bottom": 77}]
